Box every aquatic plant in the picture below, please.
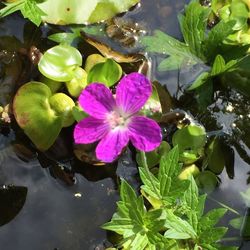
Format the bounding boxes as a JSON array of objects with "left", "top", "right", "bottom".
[
  {"left": 0, "top": 0, "right": 140, "bottom": 25},
  {"left": 74, "top": 72, "right": 162, "bottom": 162},
  {"left": 141, "top": 0, "right": 250, "bottom": 108},
  {"left": 103, "top": 147, "right": 236, "bottom": 250}
]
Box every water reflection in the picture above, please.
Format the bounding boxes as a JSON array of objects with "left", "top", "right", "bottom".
[{"left": 0, "top": 147, "right": 118, "bottom": 250}]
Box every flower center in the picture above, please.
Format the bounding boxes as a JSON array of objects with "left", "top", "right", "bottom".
[{"left": 106, "top": 111, "right": 128, "bottom": 129}]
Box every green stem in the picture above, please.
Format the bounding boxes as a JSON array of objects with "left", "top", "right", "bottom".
[
  {"left": 207, "top": 196, "right": 240, "bottom": 215},
  {"left": 140, "top": 151, "right": 161, "bottom": 200}
]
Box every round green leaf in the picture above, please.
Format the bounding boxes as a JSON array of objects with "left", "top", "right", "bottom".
[
  {"left": 84, "top": 54, "right": 106, "bottom": 73},
  {"left": 40, "top": 76, "right": 63, "bottom": 93},
  {"left": 66, "top": 67, "right": 88, "bottom": 97},
  {"left": 49, "top": 93, "right": 75, "bottom": 127},
  {"left": 178, "top": 164, "right": 200, "bottom": 180},
  {"left": 13, "top": 82, "right": 75, "bottom": 151},
  {"left": 87, "top": 59, "right": 122, "bottom": 87},
  {"left": 38, "top": 44, "right": 82, "bottom": 82},
  {"left": 195, "top": 171, "right": 218, "bottom": 193},
  {"left": 37, "top": 0, "right": 140, "bottom": 25},
  {"left": 172, "top": 125, "right": 206, "bottom": 164}
]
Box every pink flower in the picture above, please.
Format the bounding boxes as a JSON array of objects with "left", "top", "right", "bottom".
[{"left": 74, "top": 72, "right": 162, "bottom": 163}]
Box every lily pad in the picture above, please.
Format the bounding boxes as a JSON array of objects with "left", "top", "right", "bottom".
[
  {"left": 13, "top": 82, "right": 75, "bottom": 151},
  {"left": 38, "top": 44, "right": 82, "bottom": 82},
  {"left": 37, "top": 0, "right": 140, "bottom": 25}
]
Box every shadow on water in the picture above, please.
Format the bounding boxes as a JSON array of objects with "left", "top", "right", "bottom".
[{"left": 0, "top": 0, "right": 250, "bottom": 249}]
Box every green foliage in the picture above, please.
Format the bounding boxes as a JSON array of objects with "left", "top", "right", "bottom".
[
  {"left": 140, "top": 85, "right": 163, "bottom": 121},
  {"left": 48, "top": 26, "right": 106, "bottom": 45},
  {"left": 104, "top": 147, "right": 232, "bottom": 249},
  {"left": 13, "top": 82, "right": 75, "bottom": 150},
  {"left": 38, "top": 44, "right": 82, "bottom": 82},
  {"left": 211, "top": 0, "right": 250, "bottom": 45},
  {"left": 136, "top": 141, "right": 170, "bottom": 169},
  {"left": 102, "top": 181, "right": 171, "bottom": 250},
  {"left": 141, "top": 30, "right": 200, "bottom": 71},
  {"left": 0, "top": 0, "right": 46, "bottom": 26},
  {"left": 172, "top": 125, "right": 206, "bottom": 164},
  {"left": 141, "top": 0, "right": 250, "bottom": 106},
  {"left": 87, "top": 59, "right": 122, "bottom": 87},
  {"left": 0, "top": 0, "right": 140, "bottom": 25}
]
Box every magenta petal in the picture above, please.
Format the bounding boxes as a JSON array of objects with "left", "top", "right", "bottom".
[
  {"left": 128, "top": 116, "right": 162, "bottom": 151},
  {"left": 79, "top": 83, "right": 116, "bottom": 119},
  {"left": 96, "top": 129, "right": 129, "bottom": 163},
  {"left": 74, "top": 116, "right": 109, "bottom": 144},
  {"left": 116, "top": 73, "right": 152, "bottom": 115}
]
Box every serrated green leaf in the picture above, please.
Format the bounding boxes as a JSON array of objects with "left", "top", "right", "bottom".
[
  {"left": 141, "top": 30, "right": 200, "bottom": 71},
  {"left": 199, "top": 208, "right": 227, "bottom": 232},
  {"left": 199, "top": 227, "right": 228, "bottom": 244},
  {"left": 203, "top": 20, "right": 236, "bottom": 62},
  {"left": 168, "top": 179, "right": 190, "bottom": 198},
  {"left": 0, "top": 0, "right": 25, "bottom": 18},
  {"left": 139, "top": 167, "right": 160, "bottom": 199},
  {"left": 188, "top": 71, "right": 210, "bottom": 90},
  {"left": 130, "top": 233, "right": 148, "bottom": 250},
  {"left": 179, "top": 1, "right": 210, "bottom": 59},
  {"left": 102, "top": 218, "right": 133, "bottom": 234},
  {"left": 196, "top": 194, "right": 207, "bottom": 219},
  {"left": 21, "top": 0, "right": 46, "bottom": 26},
  {"left": 159, "top": 146, "right": 180, "bottom": 180},
  {"left": 120, "top": 181, "right": 145, "bottom": 225},
  {"left": 183, "top": 176, "right": 199, "bottom": 230},
  {"left": 164, "top": 210, "right": 197, "bottom": 239},
  {"left": 0, "top": 0, "right": 46, "bottom": 26}
]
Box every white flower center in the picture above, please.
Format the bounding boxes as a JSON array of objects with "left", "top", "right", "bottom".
[{"left": 106, "top": 111, "right": 129, "bottom": 129}]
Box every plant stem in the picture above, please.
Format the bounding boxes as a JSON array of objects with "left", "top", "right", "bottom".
[{"left": 140, "top": 151, "right": 161, "bottom": 200}]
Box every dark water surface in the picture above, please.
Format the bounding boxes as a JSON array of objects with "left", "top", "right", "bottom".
[{"left": 0, "top": 0, "right": 250, "bottom": 249}]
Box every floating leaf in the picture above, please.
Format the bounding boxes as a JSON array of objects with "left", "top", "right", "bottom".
[
  {"left": 84, "top": 54, "right": 106, "bottom": 73},
  {"left": 178, "top": 164, "right": 200, "bottom": 180},
  {"left": 172, "top": 125, "right": 206, "bottom": 164},
  {"left": 87, "top": 58, "right": 122, "bottom": 87},
  {"left": 195, "top": 171, "right": 218, "bottom": 193},
  {"left": 66, "top": 67, "right": 88, "bottom": 97},
  {"left": 37, "top": 0, "right": 140, "bottom": 25},
  {"left": 38, "top": 44, "right": 82, "bottom": 82},
  {"left": 13, "top": 82, "right": 75, "bottom": 150}
]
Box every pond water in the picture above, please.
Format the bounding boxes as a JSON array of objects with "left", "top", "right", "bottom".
[{"left": 0, "top": 0, "right": 250, "bottom": 249}]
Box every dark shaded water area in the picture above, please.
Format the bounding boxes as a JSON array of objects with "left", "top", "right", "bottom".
[{"left": 1, "top": 0, "right": 250, "bottom": 249}]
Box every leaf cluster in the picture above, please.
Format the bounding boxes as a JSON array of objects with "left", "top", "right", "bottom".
[
  {"left": 0, "top": 0, "right": 46, "bottom": 26},
  {"left": 141, "top": 0, "right": 250, "bottom": 107},
  {"left": 103, "top": 147, "right": 235, "bottom": 249}
]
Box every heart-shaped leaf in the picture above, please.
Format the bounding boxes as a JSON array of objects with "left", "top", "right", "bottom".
[
  {"left": 38, "top": 44, "right": 82, "bottom": 82},
  {"left": 13, "top": 82, "right": 75, "bottom": 151}
]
